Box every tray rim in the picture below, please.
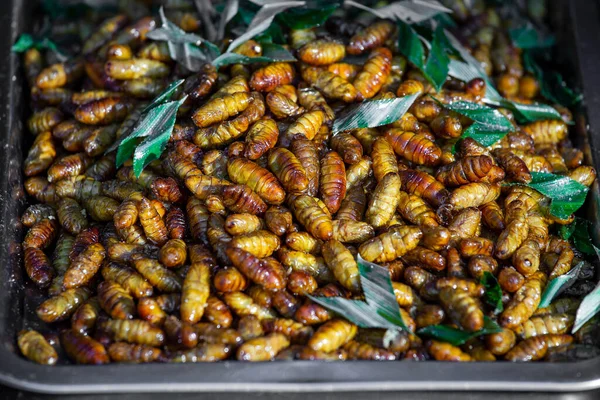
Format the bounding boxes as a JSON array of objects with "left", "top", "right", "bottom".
[{"left": 2, "top": 0, "right": 600, "bottom": 394}]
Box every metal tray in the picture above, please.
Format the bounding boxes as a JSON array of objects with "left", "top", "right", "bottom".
[{"left": 1, "top": 0, "right": 600, "bottom": 395}]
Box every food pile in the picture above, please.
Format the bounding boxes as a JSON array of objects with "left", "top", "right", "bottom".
[{"left": 15, "top": 0, "right": 600, "bottom": 366}]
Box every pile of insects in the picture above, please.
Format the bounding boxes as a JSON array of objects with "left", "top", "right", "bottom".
[{"left": 15, "top": 0, "right": 600, "bottom": 365}]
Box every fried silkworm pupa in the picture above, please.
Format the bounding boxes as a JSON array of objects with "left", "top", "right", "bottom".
[
  {"left": 57, "top": 198, "right": 88, "bottom": 235},
  {"left": 498, "top": 267, "right": 525, "bottom": 293},
  {"left": 290, "top": 138, "right": 320, "bottom": 197},
  {"left": 23, "top": 218, "right": 58, "bottom": 250},
  {"left": 158, "top": 239, "right": 187, "bottom": 269},
  {"left": 223, "top": 291, "right": 277, "bottom": 321},
  {"left": 105, "top": 58, "right": 169, "bottom": 80},
  {"left": 343, "top": 340, "right": 396, "bottom": 361},
  {"left": 24, "top": 247, "right": 54, "bottom": 287},
  {"left": 308, "top": 319, "right": 357, "bottom": 353},
  {"left": 268, "top": 148, "right": 308, "bottom": 192},
  {"left": 108, "top": 342, "right": 162, "bottom": 363},
  {"left": 37, "top": 287, "right": 91, "bottom": 323},
  {"left": 358, "top": 225, "right": 422, "bottom": 263},
  {"left": 227, "top": 247, "right": 287, "bottom": 291},
  {"left": 164, "top": 315, "right": 198, "bottom": 349},
  {"left": 214, "top": 267, "right": 249, "bottom": 293},
  {"left": 238, "top": 315, "right": 265, "bottom": 341},
  {"left": 18, "top": 330, "right": 58, "bottom": 365},
  {"left": 132, "top": 256, "right": 182, "bottom": 293},
  {"left": 300, "top": 67, "right": 357, "bottom": 103},
  {"left": 204, "top": 296, "right": 233, "bottom": 328},
  {"left": 63, "top": 243, "right": 106, "bottom": 289},
  {"left": 47, "top": 153, "right": 92, "bottom": 183},
  {"left": 322, "top": 240, "right": 360, "bottom": 294},
  {"left": 165, "top": 207, "right": 186, "bottom": 240},
  {"left": 347, "top": 20, "right": 395, "bottom": 55},
  {"left": 287, "top": 271, "right": 318, "bottom": 296},
  {"left": 320, "top": 151, "right": 346, "bottom": 214},
  {"left": 365, "top": 172, "right": 401, "bottom": 228},
  {"left": 180, "top": 247, "right": 211, "bottom": 324},
  {"left": 250, "top": 63, "right": 295, "bottom": 92},
  {"left": 138, "top": 197, "right": 168, "bottom": 246},
  {"left": 399, "top": 169, "right": 449, "bottom": 207},
  {"left": 21, "top": 204, "right": 56, "bottom": 228},
  {"left": 289, "top": 194, "right": 333, "bottom": 241},
  {"left": 228, "top": 158, "right": 285, "bottom": 205},
  {"left": 427, "top": 340, "right": 472, "bottom": 362},
  {"left": 504, "top": 336, "right": 549, "bottom": 362},
  {"left": 24, "top": 131, "right": 56, "bottom": 176},
  {"left": 500, "top": 271, "right": 547, "bottom": 329},
  {"left": 439, "top": 287, "right": 483, "bottom": 332},
  {"left": 169, "top": 343, "right": 232, "bottom": 363},
  {"left": 522, "top": 120, "right": 568, "bottom": 145},
  {"left": 244, "top": 117, "right": 279, "bottom": 160},
  {"left": 75, "top": 97, "right": 134, "bottom": 125},
  {"left": 224, "top": 213, "right": 263, "bottom": 236},
  {"left": 98, "top": 281, "right": 135, "bottom": 320},
  {"left": 298, "top": 40, "right": 346, "bottom": 66},
  {"left": 71, "top": 297, "right": 102, "bottom": 335},
  {"left": 99, "top": 319, "right": 165, "bottom": 347},
  {"left": 236, "top": 333, "right": 290, "bottom": 361},
  {"left": 36, "top": 59, "right": 84, "bottom": 89},
  {"left": 264, "top": 206, "right": 293, "bottom": 236},
  {"left": 229, "top": 229, "right": 280, "bottom": 258},
  {"left": 353, "top": 47, "right": 392, "bottom": 101},
  {"left": 61, "top": 329, "right": 109, "bottom": 365}
]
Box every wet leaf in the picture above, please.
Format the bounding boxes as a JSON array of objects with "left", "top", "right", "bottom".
[
  {"left": 417, "top": 316, "right": 502, "bottom": 346},
  {"left": 481, "top": 272, "right": 503, "bottom": 314},
  {"left": 509, "top": 23, "right": 555, "bottom": 49},
  {"left": 308, "top": 255, "right": 408, "bottom": 331},
  {"left": 560, "top": 217, "right": 595, "bottom": 255},
  {"left": 498, "top": 99, "right": 562, "bottom": 123},
  {"left": 277, "top": 3, "right": 339, "bottom": 29},
  {"left": 133, "top": 96, "right": 188, "bottom": 177},
  {"left": 396, "top": 22, "right": 450, "bottom": 91},
  {"left": 539, "top": 262, "right": 584, "bottom": 309},
  {"left": 332, "top": 93, "right": 420, "bottom": 134},
  {"left": 526, "top": 172, "right": 589, "bottom": 220},
  {"left": 523, "top": 50, "right": 582, "bottom": 108},
  {"left": 437, "top": 100, "right": 513, "bottom": 148}
]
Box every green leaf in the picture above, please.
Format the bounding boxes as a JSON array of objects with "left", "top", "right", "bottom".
[
  {"left": 509, "top": 23, "right": 555, "bottom": 49},
  {"left": 132, "top": 96, "right": 188, "bottom": 177},
  {"left": 332, "top": 94, "right": 420, "bottom": 135},
  {"left": 539, "top": 262, "right": 584, "bottom": 309},
  {"left": 438, "top": 100, "right": 513, "bottom": 148},
  {"left": 308, "top": 255, "right": 408, "bottom": 331},
  {"left": 212, "top": 42, "right": 296, "bottom": 69},
  {"left": 417, "top": 317, "right": 502, "bottom": 346},
  {"left": 12, "top": 34, "right": 68, "bottom": 61},
  {"left": 526, "top": 172, "right": 589, "bottom": 220},
  {"left": 143, "top": 79, "right": 185, "bottom": 113},
  {"left": 560, "top": 217, "right": 595, "bottom": 255},
  {"left": 523, "top": 51, "right": 582, "bottom": 108},
  {"left": 498, "top": 99, "right": 562, "bottom": 123},
  {"left": 277, "top": 3, "right": 338, "bottom": 29},
  {"left": 481, "top": 272, "right": 503, "bottom": 314},
  {"left": 423, "top": 26, "right": 451, "bottom": 91},
  {"left": 573, "top": 246, "right": 600, "bottom": 333},
  {"left": 397, "top": 21, "right": 450, "bottom": 90},
  {"left": 217, "top": 0, "right": 240, "bottom": 40},
  {"left": 11, "top": 34, "right": 35, "bottom": 52}
]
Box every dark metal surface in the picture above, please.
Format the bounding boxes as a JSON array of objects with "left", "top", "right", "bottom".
[{"left": 1, "top": 0, "right": 600, "bottom": 395}]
